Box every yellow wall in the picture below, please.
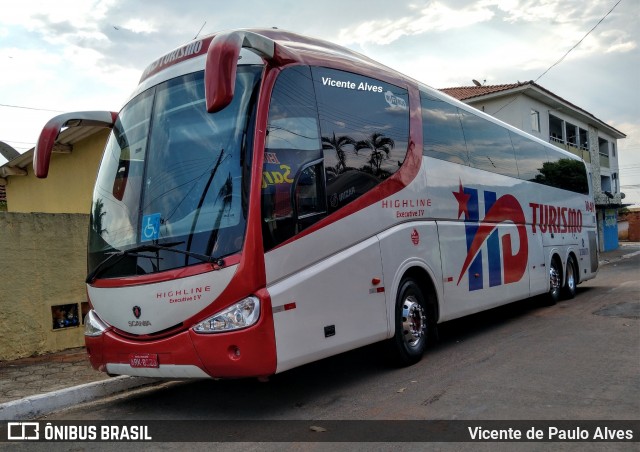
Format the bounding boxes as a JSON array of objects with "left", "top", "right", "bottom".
[
  {"left": 0, "top": 213, "right": 89, "bottom": 360},
  {"left": 7, "top": 129, "right": 109, "bottom": 213}
]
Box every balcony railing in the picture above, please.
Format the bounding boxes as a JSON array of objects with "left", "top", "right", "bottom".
[
  {"left": 549, "top": 137, "right": 591, "bottom": 163},
  {"left": 599, "top": 153, "right": 610, "bottom": 168}
]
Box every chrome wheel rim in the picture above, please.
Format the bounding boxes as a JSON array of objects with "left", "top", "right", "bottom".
[
  {"left": 550, "top": 263, "right": 561, "bottom": 297},
  {"left": 401, "top": 296, "right": 426, "bottom": 348},
  {"left": 567, "top": 261, "right": 575, "bottom": 292}
]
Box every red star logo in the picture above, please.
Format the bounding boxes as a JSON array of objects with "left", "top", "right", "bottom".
[{"left": 453, "top": 181, "right": 471, "bottom": 219}]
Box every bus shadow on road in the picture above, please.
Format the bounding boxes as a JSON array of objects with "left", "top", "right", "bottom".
[
  {"left": 433, "top": 289, "right": 590, "bottom": 346},
  {"left": 99, "top": 292, "right": 597, "bottom": 419}
]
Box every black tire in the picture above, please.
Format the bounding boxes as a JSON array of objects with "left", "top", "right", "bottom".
[
  {"left": 388, "top": 278, "right": 429, "bottom": 366},
  {"left": 562, "top": 256, "right": 577, "bottom": 300},
  {"left": 545, "top": 257, "right": 562, "bottom": 306}
]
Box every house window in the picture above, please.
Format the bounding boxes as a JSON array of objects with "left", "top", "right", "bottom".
[
  {"left": 598, "top": 137, "right": 609, "bottom": 158},
  {"left": 530, "top": 109, "right": 540, "bottom": 132},
  {"left": 566, "top": 121, "right": 578, "bottom": 147},
  {"left": 612, "top": 142, "right": 616, "bottom": 157},
  {"left": 549, "top": 114, "right": 563, "bottom": 143},
  {"left": 51, "top": 303, "right": 80, "bottom": 330},
  {"left": 579, "top": 128, "right": 588, "bottom": 150}
]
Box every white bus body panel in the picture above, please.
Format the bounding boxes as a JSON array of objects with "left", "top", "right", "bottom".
[
  {"left": 376, "top": 221, "right": 443, "bottom": 324},
  {"left": 87, "top": 265, "right": 237, "bottom": 335},
  {"left": 268, "top": 153, "right": 596, "bottom": 370},
  {"left": 268, "top": 233, "right": 387, "bottom": 373}
]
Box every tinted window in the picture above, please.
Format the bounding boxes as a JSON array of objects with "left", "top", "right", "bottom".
[
  {"left": 459, "top": 110, "right": 518, "bottom": 177},
  {"left": 262, "top": 66, "right": 323, "bottom": 250},
  {"left": 540, "top": 148, "right": 589, "bottom": 194},
  {"left": 313, "top": 67, "right": 409, "bottom": 213},
  {"left": 89, "top": 68, "right": 262, "bottom": 278},
  {"left": 510, "top": 131, "right": 549, "bottom": 182},
  {"left": 420, "top": 92, "right": 469, "bottom": 165}
]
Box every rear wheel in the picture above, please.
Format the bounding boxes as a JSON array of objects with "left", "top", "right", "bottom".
[
  {"left": 562, "top": 256, "right": 577, "bottom": 299},
  {"left": 389, "top": 278, "right": 429, "bottom": 366},
  {"left": 546, "top": 257, "right": 562, "bottom": 306}
]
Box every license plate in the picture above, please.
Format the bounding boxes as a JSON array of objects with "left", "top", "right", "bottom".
[{"left": 129, "top": 353, "right": 159, "bottom": 368}]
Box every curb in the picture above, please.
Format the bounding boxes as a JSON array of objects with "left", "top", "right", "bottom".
[
  {"left": 0, "top": 376, "right": 161, "bottom": 421},
  {"left": 599, "top": 249, "right": 640, "bottom": 266}
]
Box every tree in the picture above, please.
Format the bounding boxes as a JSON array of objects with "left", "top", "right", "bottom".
[{"left": 355, "top": 132, "right": 395, "bottom": 176}]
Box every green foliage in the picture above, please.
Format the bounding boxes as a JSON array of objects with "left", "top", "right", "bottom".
[{"left": 534, "top": 158, "right": 589, "bottom": 194}]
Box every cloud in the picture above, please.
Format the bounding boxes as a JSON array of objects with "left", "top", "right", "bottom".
[
  {"left": 338, "top": 1, "right": 495, "bottom": 45},
  {"left": 0, "top": 0, "right": 636, "bottom": 177},
  {"left": 600, "top": 30, "right": 637, "bottom": 54},
  {"left": 608, "top": 120, "right": 640, "bottom": 206},
  {"left": 121, "top": 19, "right": 157, "bottom": 34},
  {"left": 337, "top": 0, "right": 637, "bottom": 64}
]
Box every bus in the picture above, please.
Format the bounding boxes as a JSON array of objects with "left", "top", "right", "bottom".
[{"left": 34, "top": 28, "right": 598, "bottom": 379}]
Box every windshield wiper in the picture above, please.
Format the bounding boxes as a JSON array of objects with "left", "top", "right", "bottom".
[
  {"left": 185, "top": 149, "right": 226, "bottom": 265},
  {"left": 86, "top": 241, "right": 224, "bottom": 284}
]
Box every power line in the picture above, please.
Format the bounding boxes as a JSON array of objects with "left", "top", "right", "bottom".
[
  {"left": 533, "top": 0, "right": 623, "bottom": 83},
  {"left": 0, "top": 103, "right": 64, "bottom": 113},
  {"left": 492, "top": 0, "right": 623, "bottom": 116},
  {"left": 1, "top": 140, "right": 36, "bottom": 145}
]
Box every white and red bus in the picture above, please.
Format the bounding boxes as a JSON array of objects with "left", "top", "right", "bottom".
[{"left": 34, "top": 29, "right": 598, "bottom": 379}]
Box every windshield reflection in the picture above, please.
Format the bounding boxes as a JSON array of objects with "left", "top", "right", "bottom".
[{"left": 88, "top": 66, "right": 262, "bottom": 279}]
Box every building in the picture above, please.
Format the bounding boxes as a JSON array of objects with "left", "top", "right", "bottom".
[
  {"left": 0, "top": 127, "right": 108, "bottom": 359},
  {"left": 0, "top": 184, "right": 6, "bottom": 211},
  {"left": 0, "top": 128, "right": 108, "bottom": 214},
  {"left": 441, "top": 81, "right": 626, "bottom": 251},
  {"left": 618, "top": 208, "right": 640, "bottom": 242}
]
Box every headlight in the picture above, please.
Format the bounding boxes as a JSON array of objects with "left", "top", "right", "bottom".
[
  {"left": 192, "top": 296, "right": 260, "bottom": 333},
  {"left": 84, "top": 309, "right": 109, "bottom": 337}
]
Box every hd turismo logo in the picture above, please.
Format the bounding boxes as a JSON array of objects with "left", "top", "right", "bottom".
[{"left": 453, "top": 182, "right": 528, "bottom": 291}]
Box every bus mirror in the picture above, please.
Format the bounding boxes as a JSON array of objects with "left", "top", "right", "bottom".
[
  {"left": 205, "top": 30, "right": 275, "bottom": 113},
  {"left": 34, "top": 111, "right": 117, "bottom": 178}
]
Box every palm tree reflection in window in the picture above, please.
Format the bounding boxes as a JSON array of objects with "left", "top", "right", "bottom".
[
  {"left": 322, "top": 131, "right": 397, "bottom": 213},
  {"left": 322, "top": 132, "right": 396, "bottom": 179},
  {"left": 355, "top": 132, "right": 395, "bottom": 178},
  {"left": 322, "top": 132, "right": 355, "bottom": 176},
  {"left": 92, "top": 198, "right": 107, "bottom": 237}
]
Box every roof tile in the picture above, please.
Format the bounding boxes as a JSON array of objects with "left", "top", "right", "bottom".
[{"left": 440, "top": 82, "right": 525, "bottom": 100}]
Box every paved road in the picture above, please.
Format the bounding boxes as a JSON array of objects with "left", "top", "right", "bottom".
[{"left": 23, "top": 250, "right": 639, "bottom": 449}]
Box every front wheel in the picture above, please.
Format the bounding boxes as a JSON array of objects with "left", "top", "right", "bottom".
[{"left": 388, "top": 278, "right": 429, "bottom": 366}]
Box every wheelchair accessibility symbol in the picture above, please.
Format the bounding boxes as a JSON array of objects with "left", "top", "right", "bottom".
[{"left": 141, "top": 213, "right": 161, "bottom": 242}]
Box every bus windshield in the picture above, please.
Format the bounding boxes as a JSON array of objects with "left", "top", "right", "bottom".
[{"left": 88, "top": 66, "right": 262, "bottom": 279}]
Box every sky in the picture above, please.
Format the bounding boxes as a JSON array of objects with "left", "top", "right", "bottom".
[{"left": 1, "top": 0, "right": 639, "bottom": 205}]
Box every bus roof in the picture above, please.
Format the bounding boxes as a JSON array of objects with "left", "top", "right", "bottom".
[
  {"left": 135, "top": 28, "right": 586, "bottom": 166},
  {"left": 139, "top": 28, "right": 396, "bottom": 85}
]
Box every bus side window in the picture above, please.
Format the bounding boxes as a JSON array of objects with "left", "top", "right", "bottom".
[
  {"left": 420, "top": 93, "right": 469, "bottom": 165},
  {"left": 312, "top": 67, "right": 409, "bottom": 214},
  {"left": 459, "top": 110, "right": 519, "bottom": 178},
  {"left": 540, "top": 147, "right": 589, "bottom": 194},
  {"left": 294, "top": 159, "right": 326, "bottom": 230},
  {"left": 510, "top": 131, "right": 549, "bottom": 182},
  {"left": 262, "top": 66, "right": 324, "bottom": 251}
]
